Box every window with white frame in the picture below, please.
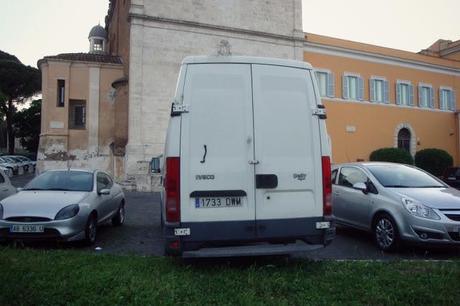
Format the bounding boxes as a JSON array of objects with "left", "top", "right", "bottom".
[
  {"left": 315, "top": 70, "right": 335, "bottom": 98},
  {"left": 396, "top": 81, "right": 414, "bottom": 106},
  {"left": 418, "top": 84, "right": 433, "bottom": 108},
  {"left": 370, "top": 77, "right": 389, "bottom": 103},
  {"left": 439, "top": 87, "right": 456, "bottom": 111},
  {"left": 342, "top": 73, "right": 363, "bottom": 101}
]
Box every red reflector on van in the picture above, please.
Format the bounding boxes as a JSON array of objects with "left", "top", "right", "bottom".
[
  {"left": 169, "top": 240, "right": 180, "bottom": 250},
  {"left": 322, "top": 156, "right": 332, "bottom": 216},
  {"left": 165, "top": 157, "right": 180, "bottom": 222}
]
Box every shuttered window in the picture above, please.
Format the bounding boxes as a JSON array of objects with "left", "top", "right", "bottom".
[
  {"left": 370, "top": 77, "right": 389, "bottom": 103},
  {"left": 314, "top": 70, "right": 335, "bottom": 98},
  {"left": 342, "top": 74, "right": 363, "bottom": 101},
  {"left": 418, "top": 84, "right": 433, "bottom": 108},
  {"left": 439, "top": 87, "right": 456, "bottom": 111},
  {"left": 396, "top": 81, "right": 414, "bottom": 106}
]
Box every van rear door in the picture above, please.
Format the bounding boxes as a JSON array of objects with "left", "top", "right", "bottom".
[
  {"left": 180, "top": 63, "right": 256, "bottom": 240},
  {"left": 251, "top": 64, "right": 323, "bottom": 239}
]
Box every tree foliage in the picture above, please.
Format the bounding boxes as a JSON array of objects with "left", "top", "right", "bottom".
[
  {"left": 0, "top": 50, "right": 41, "bottom": 153},
  {"left": 14, "top": 99, "right": 41, "bottom": 154},
  {"left": 369, "top": 148, "right": 414, "bottom": 165}
]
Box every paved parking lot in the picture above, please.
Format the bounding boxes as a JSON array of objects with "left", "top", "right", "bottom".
[{"left": 9, "top": 174, "right": 460, "bottom": 260}]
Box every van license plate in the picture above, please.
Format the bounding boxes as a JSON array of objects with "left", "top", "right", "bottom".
[
  {"left": 10, "top": 224, "right": 44, "bottom": 233},
  {"left": 195, "top": 197, "right": 242, "bottom": 208}
]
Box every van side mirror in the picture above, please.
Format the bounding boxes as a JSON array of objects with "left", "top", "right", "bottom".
[
  {"left": 151, "top": 157, "right": 161, "bottom": 174},
  {"left": 353, "top": 182, "right": 368, "bottom": 194}
]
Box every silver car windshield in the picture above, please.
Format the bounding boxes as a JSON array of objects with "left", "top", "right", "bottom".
[
  {"left": 24, "top": 171, "right": 94, "bottom": 192},
  {"left": 367, "top": 165, "right": 445, "bottom": 188}
]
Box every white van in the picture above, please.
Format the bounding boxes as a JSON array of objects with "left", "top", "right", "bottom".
[{"left": 160, "top": 56, "right": 335, "bottom": 257}]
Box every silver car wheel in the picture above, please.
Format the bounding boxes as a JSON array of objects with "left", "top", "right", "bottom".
[
  {"left": 119, "top": 205, "right": 125, "bottom": 224},
  {"left": 88, "top": 217, "right": 97, "bottom": 243},
  {"left": 112, "top": 202, "right": 125, "bottom": 226},
  {"left": 375, "top": 218, "right": 394, "bottom": 249}
]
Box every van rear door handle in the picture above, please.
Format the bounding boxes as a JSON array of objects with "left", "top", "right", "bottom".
[
  {"left": 248, "top": 160, "right": 259, "bottom": 165},
  {"left": 256, "top": 174, "right": 278, "bottom": 189}
]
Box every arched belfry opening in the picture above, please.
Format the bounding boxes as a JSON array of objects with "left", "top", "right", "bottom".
[{"left": 88, "top": 24, "right": 107, "bottom": 54}]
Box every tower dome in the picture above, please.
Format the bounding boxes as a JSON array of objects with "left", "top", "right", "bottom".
[{"left": 88, "top": 24, "right": 107, "bottom": 54}]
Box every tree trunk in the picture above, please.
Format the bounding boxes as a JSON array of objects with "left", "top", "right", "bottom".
[{"left": 6, "top": 99, "right": 14, "bottom": 154}]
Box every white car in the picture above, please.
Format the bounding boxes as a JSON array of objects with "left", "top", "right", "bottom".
[
  {"left": 12, "top": 156, "right": 36, "bottom": 172},
  {"left": 0, "top": 169, "right": 16, "bottom": 200},
  {"left": 3, "top": 156, "right": 28, "bottom": 173},
  {"left": 160, "top": 56, "right": 334, "bottom": 257},
  {"left": 0, "top": 157, "right": 18, "bottom": 175},
  {"left": 0, "top": 166, "right": 13, "bottom": 178},
  {"left": 0, "top": 169, "right": 125, "bottom": 244}
]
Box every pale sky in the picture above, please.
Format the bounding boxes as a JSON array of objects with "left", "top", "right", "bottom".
[{"left": 0, "top": 0, "right": 459, "bottom": 68}]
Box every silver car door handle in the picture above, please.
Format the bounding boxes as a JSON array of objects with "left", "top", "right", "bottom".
[{"left": 333, "top": 191, "right": 340, "bottom": 195}]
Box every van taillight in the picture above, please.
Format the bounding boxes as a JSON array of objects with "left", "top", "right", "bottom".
[
  {"left": 165, "top": 157, "right": 180, "bottom": 222},
  {"left": 321, "top": 156, "right": 332, "bottom": 216}
]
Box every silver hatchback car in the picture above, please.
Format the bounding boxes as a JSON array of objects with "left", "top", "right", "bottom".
[
  {"left": 332, "top": 162, "right": 460, "bottom": 251},
  {"left": 0, "top": 169, "right": 125, "bottom": 245}
]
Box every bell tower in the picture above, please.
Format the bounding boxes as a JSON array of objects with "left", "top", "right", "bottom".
[{"left": 88, "top": 24, "right": 107, "bottom": 54}]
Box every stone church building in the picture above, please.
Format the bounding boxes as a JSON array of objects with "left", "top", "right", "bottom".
[
  {"left": 38, "top": 0, "right": 305, "bottom": 190},
  {"left": 38, "top": 0, "right": 460, "bottom": 191}
]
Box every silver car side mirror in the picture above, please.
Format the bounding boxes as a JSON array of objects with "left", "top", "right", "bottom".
[
  {"left": 98, "top": 189, "right": 110, "bottom": 195},
  {"left": 353, "top": 182, "right": 368, "bottom": 194}
]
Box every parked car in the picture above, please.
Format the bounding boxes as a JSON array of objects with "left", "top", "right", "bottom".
[
  {"left": 0, "top": 166, "right": 13, "bottom": 178},
  {"left": 160, "top": 56, "right": 334, "bottom": 257},
  {"left": 441, "top": 167, "right": 460, "bottom": 189},
  {"left": 0, "top": 169, "right": 16, "bottom": 200},
  {"left": 0, "top": 156, "right": 19, "bottom": 174},
  {"left": 14, "top": 155, "right": 36, "bottom": 172},
  {"left": 3, "top": 155, "right": 29, "bottom": 172},
  {"left": 0, "top": 157, "right": 18, "bottom": 175},
  {"left": 0, "top": 169, "right": 125, "bottom": 244},
  {"left": 332, "top": 162, "right": 460, "bottom": 251}
]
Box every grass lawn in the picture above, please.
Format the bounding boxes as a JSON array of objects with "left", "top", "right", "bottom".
[{"left": 0, "top": 247, "right": 459, "bottom": 306}]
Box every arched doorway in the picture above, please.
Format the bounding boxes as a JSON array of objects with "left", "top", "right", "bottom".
[
  {"left": 394, "top": 123, "right": 416, "bottom": 156},
  {"left": 397, "top": 128, "right": 411, "bottom": 153}
]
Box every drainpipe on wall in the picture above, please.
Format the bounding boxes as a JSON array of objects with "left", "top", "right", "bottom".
[{"left": 456, "top": 110, "right": 460, "bottom": 165}]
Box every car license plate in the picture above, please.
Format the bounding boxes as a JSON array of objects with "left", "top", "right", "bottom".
[
  {"left": 195, "top": 197, "right": 243, "bottom": 208},
  {"left": 10, "top": 224, "right": 44, "bottom": 233},
  {"left": 174, "top": 228, "right": 191, "bottom": 236}
]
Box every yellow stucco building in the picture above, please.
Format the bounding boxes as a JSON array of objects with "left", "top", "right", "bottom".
[{"left": 304, "top": 34, "right": 460, "bottom": 164}]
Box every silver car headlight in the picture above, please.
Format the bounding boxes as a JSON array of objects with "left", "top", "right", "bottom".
[
  {"left": 55, "top": 204, "right": 80, "bottom": 220},
  {"left": 402, "top": 197, "right": 440, "bottom": 220},
  {"left": 0, "top": 203, "right": 3, "bottom": 220}
]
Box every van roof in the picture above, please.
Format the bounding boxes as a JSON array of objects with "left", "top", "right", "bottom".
[{"left": 182, "top": 56, "right": 313, "bottom": 70}]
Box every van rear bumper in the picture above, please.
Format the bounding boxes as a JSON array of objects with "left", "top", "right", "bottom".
[
  {"left": 182, "top": 240, "right": 325, "bottom": 258},
  {"left": 164, "top": 217, "right": 335, "bottom": 257}
]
